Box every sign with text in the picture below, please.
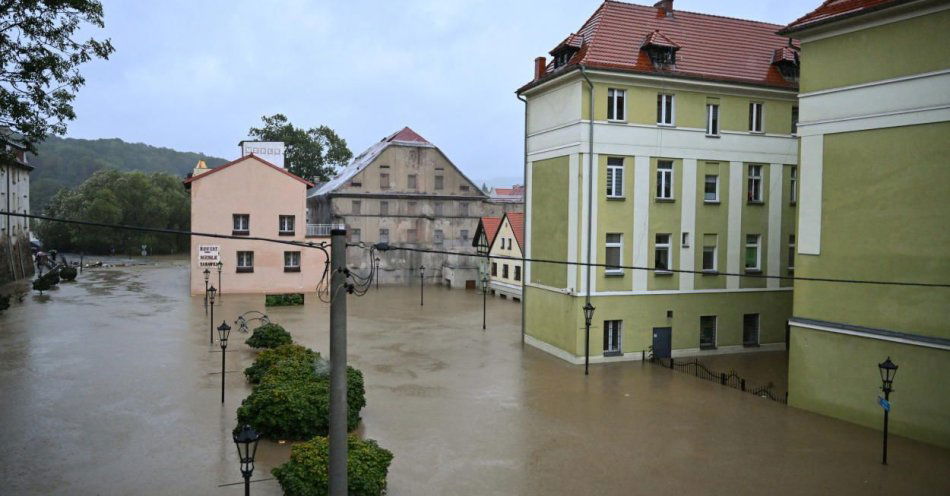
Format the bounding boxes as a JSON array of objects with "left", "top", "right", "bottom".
[
  {"left": 240, "top": 141, "right": 285, "bottom": 168},
  {"left": 198, "top": 245, "right": 220, "bottom": 267}
]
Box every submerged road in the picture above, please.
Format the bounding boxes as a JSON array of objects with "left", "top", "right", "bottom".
[{"left": 0, "top": 259, "right": 948, "bottom": 495}]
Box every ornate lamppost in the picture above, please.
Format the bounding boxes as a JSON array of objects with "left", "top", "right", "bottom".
[
  {"left": 233, "top": 424, "right": 261, "bottom": 496},
  {"left": 476, "top": 231, "right": 490, "bottom": 330},
  {"left": 216, "top": 260, "right": 223, "bottom": 297},
  {"left": 481, "top": 274, "right": 489, "bottom": 330},
  {"left": 219, "top": 321, "right": 231, "bottom": 403},
  {"left": 583, "top": 302, "right": 595, "bottom": 376},
  {"left": 419, "top": 265, "right": 424, "bottom": 306},
  {"left": 208, "top": 285, "right": 217, "bottom": 345},
  {"left": 878, "top": 356, "right": 898, "bottom": 465}
]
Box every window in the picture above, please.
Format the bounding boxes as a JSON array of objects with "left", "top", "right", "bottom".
[
  {"left": 700, "top": 316, "right": 717, "bottom": 349},
  {"left": 350, "top": 228, "right": 361, "bottom": 244},
  {"left": 702, "top": 234, "right": 718, "bottom": 272},
  {"left": 491, "top": 262, "right": 497, "bottom": 276},
  {"left": 284, "top": 251, "right": 301, "bottom": 272},
  {"left": 791, "top": 106, "right": 799, "bottom": 134},
  {"left": 502, "top": 264, "right": 509, "bottom": 279},
  {"left": 460, "top": 229, "right": 469, "bottom": 241},
  {"left": 788, "top": 234, "right": 796, "bottom": 272},
  {"left": 681, "top": 232, "right": 689, "bottom": 248},
  {"left": 380, "top": 172, "right": 390, "bottom": 189},
  {"left": 745, "top": 234, "right": 761, "bottom": 271},
  {"left": 748, "top": 164, "right": 763, "bottom": 203},
  {"left": 606, "top": 157, "right": 624, "bottom": 198},
  {"left": 352, "top": 200, "right": 361, "bottom": 214},
  {"left": 656, "top": 161, "right": 673, "bottom": 200},
  {"left": 434, "top": 229, "right": 444, "bottom": 247},
  {"left": 379, "top": 228, "right": 389, "bottom": 244},
  {"left": 508, "top": 237, "right": 513, "bottom": 250},
  {"left": 657, "top": 94, "right": 674, "bottom": 125},
  {"left": 749, "top": 102, "right": 763, "bottom": 133},
  {"left": 655, "top": 233, "right": 671, "bottom": 272},
  {"left": 236, "top": 251, "right": 254, "bottom": 273},
  {"left": 605, "top": 233, "right": 622, "bottom": 275},
  {"left": 459, "top": 184, "right": 470, "bottom": 191},
  {"left": 704, "top": 174, "right": 719, "bottom": 202},
  {"left": 278, "top": 215, "right": 295, "bottom": 235},
  {"left": 379, "top": 201, "right": 389, "bottom": 216},
  {"left": 604, "top": 320, "right": 622, "bottom": 355},
  {"left": 407, "top": 174, "right": 417, "bottom": 189},
  {"left": 706, "top": 104, "right": 719, "bottom": 136},
  {"left": 407, "top": 201, "right": 418, "bottom": 215},
  {"left": 607, "top": 88, "right": 626, "bottom": 121},
  {"left": 434, "top": 202, "right": 443, "bottom": 216},
  {"left": 233, "top": 214, "right": 249, "bottom": 235},
  {"left": 407, "top": 228, "right": 418, "bottom": 243},
  {"left": 459, "top": 203, "right": 469, "bottom": 217},
  {"left": 435, "top": 175, "right": 444, "bottom": 190},
  {"left": 514, "top": 266, "right": 521, "bottom": 281},
  {"left": 350, "top": 180, "right": 362, "bottom": 187},
  {"left": 743, "top": 314, "right": 760, "bottom": 346},
  {"left": 789, "top": 166, "right": 798, "bottom": 204}
]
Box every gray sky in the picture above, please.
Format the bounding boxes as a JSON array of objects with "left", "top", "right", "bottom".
[{"left": 68, "top": 0, "right": 816, "bottom": 186}]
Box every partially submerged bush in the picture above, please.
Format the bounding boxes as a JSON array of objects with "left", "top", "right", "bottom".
[
  {"left": 266, "top": 293, "right": 304, "bottom": 306},
  {"left": 59, "top": 266, "right": 78, "bottom": 281},
  {"left": 245, "top": 344, "right": 319, "bottom": 384},
  {"left": 245, "top": 323, "right": 293, "bottom": 349},
  {"left": 0, "top": 294, "right": 10, "bottom": 313},
  {"left": 32, "top": 276, "right": 52, "bottom": 294},
  {"left": 272, "top": 435, "right": 393, "bottom": 496}
]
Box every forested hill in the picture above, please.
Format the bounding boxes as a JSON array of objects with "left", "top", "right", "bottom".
[{"left": 28, "top": 136, "right": 228, "bottom": 212}]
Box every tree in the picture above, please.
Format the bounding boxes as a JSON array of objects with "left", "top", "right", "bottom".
[
  {"left": 0, "top": 0, "right": 115, "bottom": 164},
  {"left": 248, "top": 114, "right": 352, "bottom": 184}
]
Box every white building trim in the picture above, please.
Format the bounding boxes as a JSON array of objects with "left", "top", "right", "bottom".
[
  {"left": 567, "top": 153, "right": 579, "bottom": 292},
  {"left": 589, "top": 287, "right": 792, "bottom": 297},
  {"left": 798, "top": 135, "right": 823, "bottom": 255},
  {"left": 524, "top": 334, "right": 786, "bottom": 364},
  {"left": 791, "top": 319, "right": 950, "bottom": 351},
  {"left": 726, "top": 161, "right": 743, "bottom": 289},
  {"left": 632, "top": 156, "right": 650, "bottom": 291},
  {"left": 766, "top": 163, "right": 784, "bottom": 289},
  {"left": 679, "top": 158, "right": 697, "bottom": 290}
]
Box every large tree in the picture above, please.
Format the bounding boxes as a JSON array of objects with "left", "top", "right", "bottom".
[
  {"left": 248, "top": 114, "right": 352, "bottom": 184},
  {"left": 0, "top": 0, "right": 114, "bottom": 164}
]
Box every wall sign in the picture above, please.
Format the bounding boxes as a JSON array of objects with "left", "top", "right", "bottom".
[{"left": 198, "top": 245, "right": 220, "bottom": 267}]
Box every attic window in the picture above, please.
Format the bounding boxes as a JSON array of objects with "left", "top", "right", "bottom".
[
  {"left": 642, "top": 30, "right": 680, "bottom": 70},
  {"left": 772, "top": 45, "right": 800, "bottom": 82},
  {"left": 647, "top": 47, "right": 676, "bottom": 65},
  {"left": 552, "top": 48, "right": 576, "bottom": 68}
]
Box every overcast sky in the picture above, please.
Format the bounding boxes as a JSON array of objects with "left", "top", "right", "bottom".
[{"left": 67, "top": 0, "right": 816, "bottom": 186}]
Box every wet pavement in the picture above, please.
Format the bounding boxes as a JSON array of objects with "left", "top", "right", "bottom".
[{"left": 1, "top": 259, "right": 948, "bottom": 495}]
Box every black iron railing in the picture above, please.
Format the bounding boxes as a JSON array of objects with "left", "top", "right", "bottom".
[{"left": 647, "top": 352, "right": 787, "bottom": 405}]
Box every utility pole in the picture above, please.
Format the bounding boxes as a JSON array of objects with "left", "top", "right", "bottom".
[
  {"left": 419, "top": 265, "right": 424, "bottom": 306},
  {"left": 329, "top": 228, "right": 348, "bottom": 496}
]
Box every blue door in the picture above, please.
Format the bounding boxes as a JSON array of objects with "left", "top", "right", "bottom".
[{"left": 653, "top": 327, "right": 672, "bottom": 359}]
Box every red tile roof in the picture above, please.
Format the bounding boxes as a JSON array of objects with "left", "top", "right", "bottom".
[
  {"left": 182, "top": 154, "right": 314, "bottom": 187},
  {"left": 772, "top": 46, "right": 798, "bottom": 64},
  {"left": 504, "top": 212, "right": 525, "bottom": 252},
  {"left": 493, "top": 185, "right": 525, "bottom": 196},
  {"left": 521, "top": 0, "right": 799, "bottom": 92},
  {"left": 386, "top": 126, "right": 430, "bottom": 144},
  {"left": 643, "top": 29, "right": 679, "bottom": 49},
  {"left": 477, "top": 217, "right": 502, "bottom": 247},
  {"left": 780, "top": 0, "right": 909, "bottom": 35}
]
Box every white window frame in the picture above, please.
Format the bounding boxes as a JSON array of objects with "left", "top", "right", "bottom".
[
  {"left": 605, "top": 233, "right": 623, "bottom": 275},
  {"left": 656, "top": 161, "right": 674, "bottom": 200},
  {"left": 233, "top": 214, "right": 249, "bottom": 233},
  {"left": 607, "top": 88, "right": 626, "bottom": 121},
  {"left": 604, "top": 320, "right": 622, "bottom": 355},
  {"left": 748, "top": 164, "right": 763, "bottom": 203},
  {"left": 236, "top": 251, "right": 254, "bottom": 272},
  {"left": 788, "top": 234, "right": 796, "bottom": 272},
  {"left": 702, "top": 236, "right": 718, "bottom": 272},
  {"left": 704, "top": 174, "right": 719, "bottom": 203},
  {"left": 606, "top": 157, "right": 624, "bottom": 198},
  {"left": 283, "top": 251, "right": 300, "bottom": 271},
  {"left": 657, "top": 93, "right": 675, "bottom": 126},
  {"left": 745, "top": 234, "right": 761, "bottom": 271},
  {"left": 706, "top": 103, "right": 719, "bottom": 136},
  {"left": 749, "top": 102, "right": 763, "bottom": 133},
  {"left": 700, "top": 316, "right": 717, "bottom": 349},
  {"left": 278, "top": 215, "right": 295, "bottom": 234},
  {"left": 655, "top": 233, "right": 671, "bottom": 272},
  {"left": 789, "top": 166, "right": 798, "bottom": 204}
]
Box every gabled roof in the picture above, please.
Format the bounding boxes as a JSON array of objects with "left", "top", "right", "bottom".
[
  {"left": 642, "top": 29, "right": 679, "bottom": 49},
  {"left": 182, "top": 154, "right": 314, "bottom": 187},
  {"left": 779, "top": 0, "right": 910, "bottom": 35},
  {"left": 503, "top": 212, "right": 525, "bottom": 252},
  {"left": 772, "top": 45, "right": 798, "bottom": 64},
  {"left": 472, "top": 217, "right": 502, "bottom": 249},
  {"left": 520, "top": 0, "right": 799, "bottom": 92}
]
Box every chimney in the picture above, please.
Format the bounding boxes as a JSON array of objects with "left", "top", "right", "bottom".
[
  {"left": 654, "top": 0, "right": 673, "bottom": 17},
  {"left": 534, "top": 56, "right": 546, "bottom": 80}
]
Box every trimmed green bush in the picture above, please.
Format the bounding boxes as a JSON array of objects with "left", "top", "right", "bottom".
[
  {"left": 32, "top": 276, "right": 52, "bottom": 294},
  {"left": 265, "top": 293, "right": 305, "bottom": 306},
  {"left": 245, "top": 323, "right": 293, "bottom": 349},
  {"left": 272, "top": 435, "right": 393, "bottom": 496},
  {"left": 59, "top": 266, "right": 78, "bottom": 281},
  {"left": 245, "top": 344, "right": 319, "bottom": 384}
]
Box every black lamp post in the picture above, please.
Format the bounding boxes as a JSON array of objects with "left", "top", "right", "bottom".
[
  {"left": 216, "top": 261, "right": 223, "bottom": 297},
  {"left": 203, "top": 268, "right": 211, "bottom": 310},
  {"left": 219, "top": 321, "right": 231, "bottom": 403},
  {"left": 476, "top": 232, "right": 490, "bottom": 331},
  {"left": 419, "top": 265, "right": 424, "bottom": 306},
  {"left": 233, "top": 424, "right": 261, "bottom": 496},
  {"left": 481, "top": 274, "right": 489, "bottom": 330},
  {"left": 208, "top": 285, "right": 217, "bottom": 345},
  {"left": 878, "top": 356, "right": 898, "bottom": 465},
  {"left": 375, "top": 257, "right": 380, "bottom": 290},
  {"left": 583, "top": 302, "right": 595, "bottom": 376}
]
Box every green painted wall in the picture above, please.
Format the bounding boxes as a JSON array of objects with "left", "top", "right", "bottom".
[
  {"left": 794, "top": 122, "right": 950, "bottom": 338},
  {"left": 800, "top": 9, "right": 950, "bottom": 93},
  {"left": 693, "top": 160, "right": 729, "bottom": 290},
  {"left": 788, "top": 327, "right": 950, "bottom": 448},
  {"left": 530, "top": 156, "right": 570, "bottom": 289},
  {"left": 740, "top": 163, "right": 770, "bottom": 289},
  {"left": 525, "top": 286, "right": 580, "bottom": 355},
  {"left": 648, "top": 157, "right": 682, "bottom": 291},
  {"left": 596, "top": 154, "right": 634, "bottom": 292}
]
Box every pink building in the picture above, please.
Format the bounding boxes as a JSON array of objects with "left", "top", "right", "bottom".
[{"left": 184, "top": 153, "right": 329, "bottom": 296}]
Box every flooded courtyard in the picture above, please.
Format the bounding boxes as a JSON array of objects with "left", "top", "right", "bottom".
[{"left": 1, "top": 259, "right": 948, "bottom": 495}]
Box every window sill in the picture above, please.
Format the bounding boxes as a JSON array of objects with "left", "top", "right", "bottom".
[
  {"left": 705, "top": 134, "right": 720, "bottom": 139},
  {"left": 655, "top": 198, "right": 675, "bottom": 203},
  {"left": 749, "top": 131, "right": 765, "bottom": 135},
  {"left": 232, "top": 230, "right": 249, "bottom": 236},
  {"left": 657, "top": 123, "right": 676, "bottom": 128},
  {"left": 278, "top": 231, "right": 295, "bottom": 236},
  {"left": 701, "top": 270, "right": 719, "bottom": 276},
  {"left": 604, "top": 271, "right": 624, "bottom": 277},
  {"left": 654, "top": 270, "right": 673, "bottom": 276},
  {"left": 744, "top": 269, "right": 762, "bottom": 274},
  {"left": 607, "top": 119, "right": 627, "bottom": 124},
  {"left": 284, "top": 267, "right": 301, "bottom": 273},
  {"left": 703, "top": 199, "right": 720, "bottom": 205},
  {"left": 747, "top": 200, "right": 765, "bottom": 205},
  {"left": 606, "top": 196, "right": 626, "bottom": 201},
  {"left": 603, "top": 351, "right": 623, "bottom": 357},
  {"left": 236, "top": 267, "right": 254, "bottom": 274}
]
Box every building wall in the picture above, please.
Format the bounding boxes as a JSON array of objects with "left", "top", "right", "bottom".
[
  {"left": 488, "top": 215, "right": 523, "bottom": 298},
  {"left": 189, "top": 158, "right": 328, "bottom": 295},
  {"left": 1, "top": 162, "right": 31, "bottom": 239},
  {"left": 529, "top": 155, "right": 570, "bottom": 289}
]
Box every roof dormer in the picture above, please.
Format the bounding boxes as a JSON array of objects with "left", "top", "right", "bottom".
[
  {"left": 771, "top": 44, "right": 800, "bottom": 82},
  {"left": 550, "top": 33, "right": 583, "bottom": 69},
  {"left": 642, "top": 30, "right": 679, "bottom": 69}
]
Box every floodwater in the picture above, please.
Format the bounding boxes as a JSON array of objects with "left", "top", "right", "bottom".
[{"left": 1, "top": 259, "right": 948, "bottom": 495}]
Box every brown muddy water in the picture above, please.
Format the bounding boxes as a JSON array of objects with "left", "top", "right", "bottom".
[{"left": 1, "top": 259, "right": 948, "bottom": 495}]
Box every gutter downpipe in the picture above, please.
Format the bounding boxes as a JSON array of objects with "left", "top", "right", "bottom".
[
  {"left": 518, "top": 94, "right": 528, "bottom": 345},
  {"left": 579, "top": 65, "right": 594, "bottom": 376}
]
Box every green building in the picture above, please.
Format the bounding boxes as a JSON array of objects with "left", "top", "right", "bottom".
[
  {"left": 780, "top": 0, "right": 950, "bottom": 448},
  {"left": 516, "top": 1, "right": 800, "bottom": 364}
]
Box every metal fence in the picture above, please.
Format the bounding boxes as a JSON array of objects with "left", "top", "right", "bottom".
[{"left": 648, "top": 351, "right": 787, "bottom": 405}]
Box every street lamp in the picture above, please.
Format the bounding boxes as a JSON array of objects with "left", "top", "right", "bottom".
[
  {"left": 203, "top": 268, "right": 211, "bottom": 310},
  {"left": 233, "top": 424, "right": 261, "bottom": 496},
  {"left": 878, "top": 356, "right": 898, "bottom": 465},
  {"left": 481, "top": 274, "right": 489, "bottom": 331},
  {"left": 583, "top": 302, "right": 595, "bottom": 376},
  {"left": 419, "top": 265, "right": 425, "bottom": 306},
  {"left": 218, "top": 321, "right": 231, "bottom": 404},
  {"left": 208, "top": 285, "right": 217, "bottom": 345},
  {"left": 216, "top": 261, "right": 223, "bottom": 297},
  {"left": 375, "top": 257, "right": 380, "bottom": 291}
]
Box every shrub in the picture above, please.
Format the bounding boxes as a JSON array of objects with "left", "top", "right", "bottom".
[
  {"left": 272, "top": 435, "right": 393, "bottom": 496},
  {"left": 0, "top": 294, "right": 10, "bottom": 313},
  {"left": 45, "top": 271, "right": 60, "bottom": 286},
  {"left": 59, "top": 266, "right": 78, "bottom": 281},
  {"left": 266, "top": 293, "right": 304, "bottom": 306},
  {"left": 245, "top": 323, "right": 293, "bottom": 349},
  {"left": 32, "top": 276, "right": 52, "bottom": 294},
  {"left": 245, "top": 344, "right": 319, "bottom": 384}
]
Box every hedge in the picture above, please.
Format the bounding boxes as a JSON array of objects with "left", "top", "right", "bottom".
[
  {"left": 265, "top": 293, "right": 304, "bottom": 306},
  {"left": 245, "top": 344, "right": 319, "bottom": 384},
  {"left": 59, "top": 266, "right": 78, "bottom": 281},
  {"left": 272, "top": 435, "right": 393, "bottom": 496},
  {"left": 245, "top": 323, "right": 293, "bottom": 349}
]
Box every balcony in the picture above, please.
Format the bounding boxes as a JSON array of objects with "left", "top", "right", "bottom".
[{"left": 306, "top": 224, "right": 344, "bottom": 238}]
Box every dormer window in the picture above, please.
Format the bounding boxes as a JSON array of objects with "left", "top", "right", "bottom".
[
  {"left": 772, "top": 45, "right": 800, "bottom": 82},
  {"left": 642, "top": 30, "right": 680, "bottom": 70},
  {"left": 550, "top": 33, "right": 583, "bottom": 69},
  {"left": 553, "top": 49, "right": 575, "bottom": 68}
]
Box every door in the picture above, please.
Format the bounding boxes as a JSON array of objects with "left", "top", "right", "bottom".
[{"left": 652, "top": 327, "right": 672, "bottom": 359}]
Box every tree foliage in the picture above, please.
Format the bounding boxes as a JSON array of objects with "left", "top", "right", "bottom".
[
  {"left": 245, "top": 323, "right": 294, "bottom": 349},
  {"left": 34, "top": 169, "right": 190, "bottom": 254},
  {"left": 272, "top": 435, "right": 394, "bottom": 496},
  {"left": 248, "top": 114, "right": 352, "bottom": 184},
  {"left": 244, "top": 344, "right": 319, "bottom": 385},
  {"left": 0, "top": 0, "right": 115, "bottom": 164}
]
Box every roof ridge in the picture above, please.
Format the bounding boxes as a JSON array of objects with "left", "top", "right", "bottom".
[{"left": 603, "top": 0, "right": 790, "bottom": 29}]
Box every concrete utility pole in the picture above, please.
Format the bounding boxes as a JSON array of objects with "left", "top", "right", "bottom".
[{"left": 329, "top": 229, "right": 348, "bottom": 496}]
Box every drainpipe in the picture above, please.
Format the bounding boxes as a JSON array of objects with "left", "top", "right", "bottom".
[
  {"left": 517, "top": 94, "right": 528, "bottom": 345},
  {"left": 579, "top": 65, "right": 594, "bottom": 375}
]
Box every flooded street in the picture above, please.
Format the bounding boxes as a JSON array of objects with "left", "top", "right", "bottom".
[{"left": 1, "top": 259, "right": 948, "bottom": 495}]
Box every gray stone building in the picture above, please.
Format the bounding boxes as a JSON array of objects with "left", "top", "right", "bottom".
[{"left": 308, "top": 127, "right": 487, "bottom": 287}]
